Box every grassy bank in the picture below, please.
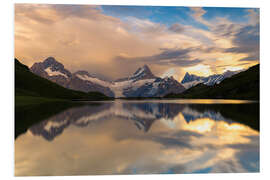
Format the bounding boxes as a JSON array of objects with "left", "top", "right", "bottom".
[{"left": 15, "top": 96, "right": 69, "bottom": 107}]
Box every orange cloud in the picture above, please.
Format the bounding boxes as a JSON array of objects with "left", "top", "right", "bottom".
[{"left": 15, "top": 4, "right": 259, "bottom": 81}]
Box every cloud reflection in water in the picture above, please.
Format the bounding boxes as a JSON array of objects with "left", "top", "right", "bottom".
[{"left": 15, "top": 100, "right": 259, "bottom": 176}]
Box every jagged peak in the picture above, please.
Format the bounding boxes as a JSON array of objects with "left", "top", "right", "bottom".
[
  {"left": 183, "top": 72, "right": 200, "bottom": 78},
  {"left": 44, "top": 57, "right": 58, "bottom": 63},
  {"left": 133, "top": 64, "right": 153, "bottom": 76},
  {"left": 42, "top": 57, "right": 64, "bottom": 68},
  {"left": 143, "top": 64, "right": 150, "bottom": 70},
  {"left": 181, "top": 72, "right": 202, "bottom": 84},
  {"left": 184, "top": 72, "right": 190, "bottom": 76},
  {"left": 114, "top": 64, "right": 156, "bottom": 82}
]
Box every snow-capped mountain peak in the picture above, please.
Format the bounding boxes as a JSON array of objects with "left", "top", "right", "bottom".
[
  {"left": 30, "top": 57, "right": 72, "bottom": 86},
  {"left": 181, "top": 72, "right": 201, "bottom": 84},
  {"left": 43, "top": 57, "right": 61, "bottom": 66},
  {"left": 115, "top": 64, "right": 156, "bottom": 83},
  {"left": 31, "top": 57, "right": 185, "bottom": 98},
  {"left": 130, "top": 64, "right": 156, "bottom": 81},
  {"left": 181, "top": 69, "right": 243, "bottom": 89}
]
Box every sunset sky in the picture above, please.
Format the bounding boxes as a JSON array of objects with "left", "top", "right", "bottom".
[{"left": 15, "top": 4, "right": 259, "bottom": 81}]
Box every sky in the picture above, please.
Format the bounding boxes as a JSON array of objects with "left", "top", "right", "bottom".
[{"left": 14, "top": 4, "right": 259, "bottom": 81}]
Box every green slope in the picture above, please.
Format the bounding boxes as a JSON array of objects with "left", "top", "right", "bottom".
[
  {"left": 15, "top": 58, "right": 111, "bottom": 102},
  {"left": 165, "top": 64, "right": 259, "bottom": 100}
]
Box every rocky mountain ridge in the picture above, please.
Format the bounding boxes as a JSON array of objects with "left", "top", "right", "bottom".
[
  {"left": 181, "top": 70, "right": 242, "bottom": 89},
  {"left": 30, "top": 57, "right": 186, "bottom": 97}
]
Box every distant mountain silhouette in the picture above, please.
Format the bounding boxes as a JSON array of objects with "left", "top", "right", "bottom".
[
  {"left": 181, "top": 70, "right": 242, "bottom": 89},
  {"left": 165, "top": 64, "right": 259, "bottom": 100}
]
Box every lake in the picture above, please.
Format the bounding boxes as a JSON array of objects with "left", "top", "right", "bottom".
[{"left": 15, "top": 99, "right": 259, "bottom": 176}]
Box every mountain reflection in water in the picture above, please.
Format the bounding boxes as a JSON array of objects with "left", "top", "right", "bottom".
[{"left": 15, "top": 100, "right": 259, "bottom": 176}]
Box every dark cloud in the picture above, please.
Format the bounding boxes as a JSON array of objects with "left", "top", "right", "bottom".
[
  {"left": 239, "top": 54, "right": 259, "bottom": 61},
  {"left": 213, "top": 23, "right": 239, "bottom": 38},
  {"left": 15, "top": 4, "right": 259, "bottom": 79},
  {"left": 225, "top": 24, "right": 259, "bottom": 61},
  {"left": 159, "top": 59, "right": 202, "bottom": 66},
  {"left": 153, "top": 48, "right": 191, "bottom": 60},
  {"left": 169, "top": 23, "right": 185, "bottom": 33},
  {"left": 227, "top": 143, "right": 258, "bottom": 150},
  {"left": 209, "top": 11, "right": 259, "bottom": 63},
  {"left": 115, "top": 48, "right": 202, "bottom": 67},
  {"left": 202, "top": 47, "right": 223, "bottom": 53}
]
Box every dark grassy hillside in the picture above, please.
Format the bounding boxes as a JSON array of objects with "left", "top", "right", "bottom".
[
  {"left": 15, "top": 58, "right": 111, "bottom": 101},
  {"left": 165, "top": 64, "right": 259, "bottom": 100}
]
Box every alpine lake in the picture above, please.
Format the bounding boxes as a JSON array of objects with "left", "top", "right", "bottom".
[{"left": 15, "top": 99, "right": 259, "bottom": 176}]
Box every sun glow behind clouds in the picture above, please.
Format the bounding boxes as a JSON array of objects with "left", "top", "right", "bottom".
[
  {"left": 184, "top": 64, "right": 212, "bottom": 76},
  {"left": 15, "top": 4, "right": 259, "bottom": 81},
  {"left": 224, "top": 66, "right": 244, "bottom": 72}
]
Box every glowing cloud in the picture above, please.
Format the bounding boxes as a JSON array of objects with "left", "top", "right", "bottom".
[{"left": 15, "top": 4, "right": 259, "bottom": 81}]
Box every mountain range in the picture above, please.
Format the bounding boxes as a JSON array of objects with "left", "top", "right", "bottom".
[
  {"left": 165, "top": 64, "right": 259, "bottom": 100},
  {"left": 30, "top": 57, "right": 186, "bottom": 98},
  {"left": 19, "top": 56, "right": 259, "bottom": 100},
  {"left": 15, "top": 58, "right": 110, "bottom": 101},
  {"left": 181, "top": 70, "right": 243, "bottom": 89}
]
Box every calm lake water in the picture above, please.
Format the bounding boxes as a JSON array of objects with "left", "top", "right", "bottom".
[{"left": 15, "top": 99, "right": 259, "bottom": 176}]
